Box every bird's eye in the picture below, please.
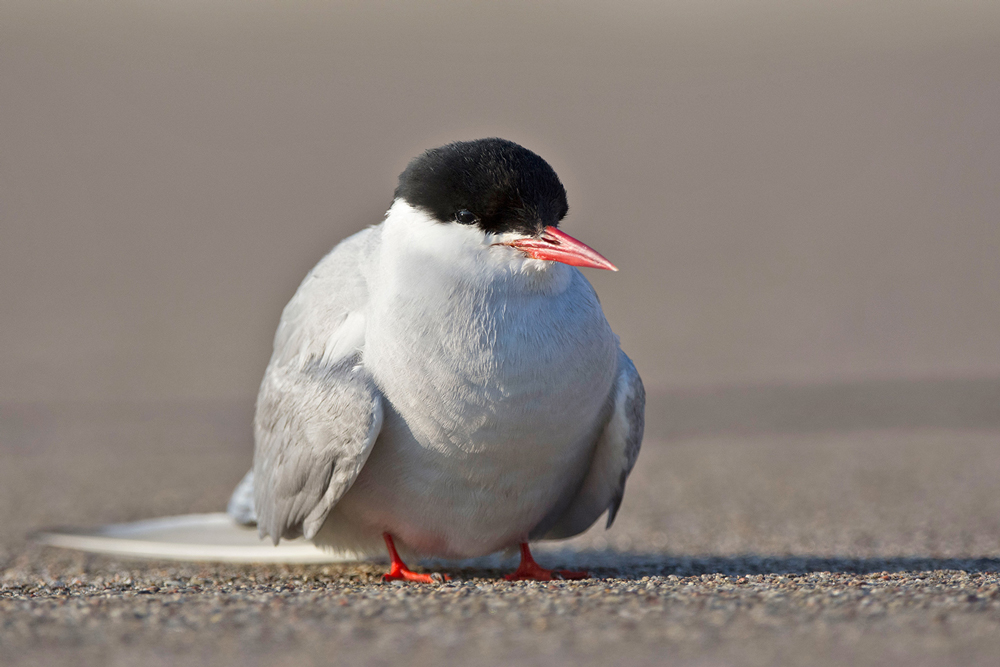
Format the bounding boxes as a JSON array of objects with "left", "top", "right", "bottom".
[{"left": 455, "top": 210, "right": 478, "bottom": 225}]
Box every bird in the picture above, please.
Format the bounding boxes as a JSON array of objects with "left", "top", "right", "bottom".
[{"left": 226, "top": 138, "right": 645, "bottom": 582}]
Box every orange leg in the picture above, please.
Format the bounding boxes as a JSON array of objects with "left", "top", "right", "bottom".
[
  {"left": 381, "top": 533, "right": 450, "bottom": 583},
  {"left": 504, "top": 542, "right": 589, "bottom": 581}
]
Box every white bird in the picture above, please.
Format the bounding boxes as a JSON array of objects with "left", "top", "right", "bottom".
[{"left": 227, "top": 138, "right": 644, "bottom": 581}]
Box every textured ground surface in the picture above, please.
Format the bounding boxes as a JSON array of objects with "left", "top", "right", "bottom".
[{"left": 3, "top": 394, "right": 1000, "bottom": 666}]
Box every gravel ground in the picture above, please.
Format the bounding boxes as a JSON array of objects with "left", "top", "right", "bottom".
[
  {"left": 3, "top": 395, "right": 1000, "bottom": 666},
  {"left": 3, "top": 553, "right": 1000, "bottom": 667}
]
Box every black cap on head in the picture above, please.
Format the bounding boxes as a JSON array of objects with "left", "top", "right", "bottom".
[{"left": 394, "top": 138, "right": 569, "bottom": 236}]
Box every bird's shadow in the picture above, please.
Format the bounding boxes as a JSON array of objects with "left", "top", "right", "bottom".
[{"left": 421, "top": 550, "right": 1000, "bottom": 580}]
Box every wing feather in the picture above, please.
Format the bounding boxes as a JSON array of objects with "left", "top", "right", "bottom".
[
  {"left": 238, "top": 226, "right": 386, "bottom": 544},
  {"left": 253, "top": 355, "right": 382, "bottom": 543},
  {"left": 538, "top": 350, "right": 645, "bottom": 539}
]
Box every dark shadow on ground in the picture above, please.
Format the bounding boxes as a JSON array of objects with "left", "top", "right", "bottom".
[
  {"left": 6, "top": 546, "right": 998, "bottom": 584},
  {"left": 442, "top": 551, "right": 1000, "bottom": 580}
]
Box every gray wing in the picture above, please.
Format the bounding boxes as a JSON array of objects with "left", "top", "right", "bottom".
[
  {"left": 235, "top": 226, "right": 385, "bottom": 545},
  {"left": 253, "top": 355, "right": 382, "bottom": 544},
  {"left": 538, "top": 350, "right": 645, "bottom": 539}
]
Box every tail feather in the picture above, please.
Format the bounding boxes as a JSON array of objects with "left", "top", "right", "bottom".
[
  {"left": 227, "top": 469, "right": 257, "bottom": 526},
  {"left": 33, "top": 513, "right": 365, "bottom": 564}
]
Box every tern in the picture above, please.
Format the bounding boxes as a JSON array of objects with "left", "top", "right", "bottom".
[{"left": 227, "top": 138, "right": 644, "bottom": 582}]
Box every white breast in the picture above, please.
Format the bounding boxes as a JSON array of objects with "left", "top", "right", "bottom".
[{"left": 328, "top": 203, "right": 620, "bottom": 557}]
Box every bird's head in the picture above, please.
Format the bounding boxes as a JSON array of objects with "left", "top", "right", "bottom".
[{"left": 390, "top": 138, "right": 617, "bottom": 272}]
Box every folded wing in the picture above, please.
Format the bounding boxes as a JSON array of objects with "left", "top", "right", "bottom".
[
  {"left": 236, "top": 227, "right": 385, "bottom": 544},
  {"left": 538, "top": 350, "right": 645, "bottom": 539}
]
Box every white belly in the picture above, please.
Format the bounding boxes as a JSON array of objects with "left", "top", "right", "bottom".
[
  {"left": 327, "top": 400, "right": 605, "bottom": 558},
  {"left": 316, "top": 265, "right": 619, "bottom": 558}
]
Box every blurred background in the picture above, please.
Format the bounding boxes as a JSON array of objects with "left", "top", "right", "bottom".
[{"left": 2, "top": 1, "right": 999, "bottom": 558}]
